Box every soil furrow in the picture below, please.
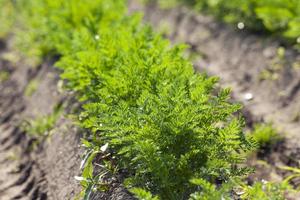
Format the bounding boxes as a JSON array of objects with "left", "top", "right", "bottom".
[{"left": 0, "top": 41, "right": 47, "bottom": 200}]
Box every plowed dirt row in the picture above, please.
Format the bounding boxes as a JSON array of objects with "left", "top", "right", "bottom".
[{"left": 0, "top": 41, "right": 82, "bottom": 199}]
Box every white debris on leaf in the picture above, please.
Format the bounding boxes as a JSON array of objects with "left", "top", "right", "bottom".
[
  {"left": 74, "top": 176, "right": 85, "bottom": 181},
  {"left": 80, "top": 150, "right": 92, "bottom": 169},
  {"left": 244, "top": 92, "right": 253, "bottom": 101},
  {"left": 95, "top": 34, "right": 100, "bottom": 40},
  {"left": 80, "top": 159, "right": 85, "bottom": 169},
  {"left": 234, "top": 187, "right": 245, "bottom": 196},
  {"left": 57, "top": 80, "right": 64, "bottom": 93},
  {"left": 235, "top": 190, "right": 245, "bottom": 195},
  {"left": 100, "top": 143, "right": 109, "bottom": 152},
  {"left": 297, "top": 37, "right": 300, "bottom": 44}
]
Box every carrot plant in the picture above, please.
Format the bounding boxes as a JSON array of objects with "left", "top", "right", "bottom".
[
  {"left": 250, "top": 123, "right": 282, "bottom": 149},
  {"left": 1, "top": 0, "right": 262, "bottom": 199},
  {"left": 0, "top": 71, "right": 9, "bottom": 83},
  {"left": 22, "top": 103, "right": 63, "bottom": 137}
]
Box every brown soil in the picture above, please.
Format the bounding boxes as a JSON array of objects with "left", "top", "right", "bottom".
[
  {"left": 0, "top": 40, "right": 83, "bottom": 199},
  {"left": 128, "top": 0, "right": 300, "bottom": 186}
]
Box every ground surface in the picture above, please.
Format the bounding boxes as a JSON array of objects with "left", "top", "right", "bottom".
[{"left": 0, "top": 41, "right": 82, "bottom": 199}]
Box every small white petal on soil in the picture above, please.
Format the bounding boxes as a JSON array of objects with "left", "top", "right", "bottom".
[
  {"left": 261, "top": 179, "right": 268, "bottom": 184},
  {"left": 100, "top": 143, "right": 109, "bottom": 152},
  {"left": 74, "top": 176, "right": 85, "bottom": 181},
  {"left": 244, "top": 92, "right": 253, "bottom": 101},
  {"left": 234, "top": 187, "right": 245, "bottom": 196},
  {"left": 57, "top": 80, "right": 64, "bottom": 93},
  {"left": 237, "top": 22, "right": 245, "bottom": 30}
]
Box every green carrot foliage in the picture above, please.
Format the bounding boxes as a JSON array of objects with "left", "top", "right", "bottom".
[{"left": 1, "top": 0, "right": 257, "bottom": 198}]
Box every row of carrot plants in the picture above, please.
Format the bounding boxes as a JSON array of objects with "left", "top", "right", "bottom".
[{"left": 0, "top": 0, "right": 292, "bottom": 199}]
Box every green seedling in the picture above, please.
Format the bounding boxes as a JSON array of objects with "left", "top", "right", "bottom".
[
  {"left": 22, "top": 103, "right": 63, "bottom": 136},
  {"left": 77, "top": 141, "right": 113, "bottom": 199},
  {"left": 279, "top": 166, "right": 300, "bottom": 190},
  {"left": 158, "top": 21, "right": 172, "bottom": 36},
  {"left": 5, "top": 150, "right": 19, "bottom": 161},
  {"left": 0, "top": 0, "right": 15, "bottom": 38},
  {"left": 259, "top": 69, "right": 279, "bottom": 81},
  {"left": 25, "top": 78, "right": 39, "bottom": 97},
  {"left": 292, "top": 61, "right": 300, "bottom": 70},
  {"left": 250, "top": 123, "right": 282, "bottom": 149},
  {"left": 188, "top": 178, "right": 290, "bottom": 200},
  {"left": 1, "top": 52, "right": 20, "bottom": 64},
  {"left": 260, "top": 47, "right": 287, "bottom": 81},
  {"left": 291, "top": 112, "right": 300, "bottom": 122},
  {"left": 189, "top": 178, "right": 234, "bottom": 200},
  {"left": 239, "top": 180, "right": 291, "bottom": 200},
  {"left": 0, "top": 71, "right": 9, "bottom": 82},
  {"left": 158, "top": 0, "right": 180, "bottom": 9},
  {"left": 130, "top": 188, "right": 160, "bottom": 200}
]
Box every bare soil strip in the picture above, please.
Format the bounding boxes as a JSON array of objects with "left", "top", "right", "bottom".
[
  {"left": 0, "top": 48, "right": 46, "bottom": 199},
  {"left": 0, "top": 41, "right": 82, "bottom": 199}
]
